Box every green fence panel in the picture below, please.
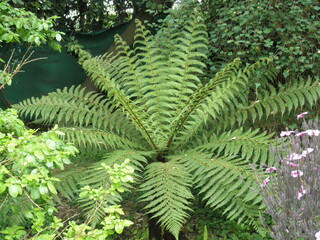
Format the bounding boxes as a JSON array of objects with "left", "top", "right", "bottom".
[{"left": 0, "top": 23, "right": 129, "bottom": 108}]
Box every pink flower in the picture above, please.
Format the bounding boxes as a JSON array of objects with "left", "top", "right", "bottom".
[
  {"left": 265, "top": 167, "right": 277, "bottom": 173},
  {"left": 307, "top": 148, "right": 314, "bottom": 153},
  {"left": 297, "top": 185, "right": 307, "bottom": 200},
  {"left": 288, "top": 153, "right": 304, "bottom": 160},
  {"left": 297, "top": 112, "right": 308, "bottom": 119},
  {"left": 291, "top": 170, "right": 303, "bottom": 178},
  {"left": 261, "top": 177, "right": 270, "bottom": 188},
  {"left": 305, "top": 130, "right": 320, "bottom": 136},
  {"left": 280, "top": 131, "right": 295, "bottom": 137},
  {"left": 302, "top": 148, "right": 314, "bottom": 156},
  {"left": 295, "top": 132, "right": 306, "bottom": 137},
  {"left": 315, "top": 231, "right": 320, "bottom": 240},
  {"left": 286, "top": 161, "right": 300, "bottom": 167}
]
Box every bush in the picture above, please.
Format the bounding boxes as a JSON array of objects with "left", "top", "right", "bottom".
[
  {"left": 204, "top": 0, "right": 320, "bottom": 79},
  {"left": 259, "top": 112, "right": 320, "bottom": 239},
  {"left": 0, "top": 108, "right": 134, "bottom": 239}
]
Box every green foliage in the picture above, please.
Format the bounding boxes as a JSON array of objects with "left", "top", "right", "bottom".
[
  {"left": 0, "top": 108, "right": 77, "bottom": 236},
  {"left": 140, "top": 162, "right": 193, "bottom": 239},
  {"left": 0, "top": 109, "right": 134, "bottom": 239},
  {"left": 13, "top": 6, "right": 320, "bottom": 239},
  {"left": 8, "top": 0, "right": 135, "bottom": 32},
  {"left": 205, "top": 0, "right": 320, "bottom": 79},
  {"left": 0, "top": 1, "right": 63, "bottom": 50},
  {"left": 0, "top": 1, "right": 64, "bottom": 88}
]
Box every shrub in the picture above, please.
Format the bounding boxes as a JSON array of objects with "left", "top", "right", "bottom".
[
  {"left": 259, "top": 112, "right": 320, "bottom": 239},
  {"left": 204, "top": 0, "right": 320, "bottom": 79},
  {"left": 0, "top": 108, "right": 133, "bottom": 239}
]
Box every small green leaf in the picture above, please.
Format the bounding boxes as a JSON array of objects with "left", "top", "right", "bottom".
[
  {"left": 8, "top": 185, "right": 19, "bottom": 198},
  {"left": 55, "top": 33, "right": 62, "bottom": 41},
  {"left": 0, "top": 183, "right": 7, "bottom": 193},
  {"left": 47, "top": 182, "right": 57, "bottom": 194},
  {"left": 30, "top": 189, "right": 40, "bottom": 199},
  {"left": 26, "top": 154, "right": 35, "bottom": 163},
  {"left": 43, "top": 22, "right": 49, "bottom": 30},
  {"left": 39, "top": 186, "right": 48, "bottom": 195},
  {"left": 115, "top": 222, "right": 124, "bottom": 234},
  {"left": 46, "top": 139, "right": 56, "bottom": 149},
  {"left": 34, "top": 150, "right": 44, "bottom": 160},
  {"left": 25, "top": 212, "right": 33, "bottom": 219}
]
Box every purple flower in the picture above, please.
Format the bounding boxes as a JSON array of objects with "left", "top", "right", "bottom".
[
  {"left": 291, "top": 170, "right": 303, "bottom": 178},
  {"left": 315, "top": 231, "right": 320, "bottom": 240},
  {"left": 280, "top": 130, "right": 295, "bottom": 137},
  {"left": 297, "top": 112, "right": 308, "bottom": 119},
  {"left": 265, "top": 167, "right": 277, "bottom": 173}
]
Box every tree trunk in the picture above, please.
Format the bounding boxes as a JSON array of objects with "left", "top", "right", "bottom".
[{"left": 148, "top": 215, "right": 176, "bottom": 240}]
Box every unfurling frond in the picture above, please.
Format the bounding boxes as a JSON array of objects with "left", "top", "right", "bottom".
[{"left": 139, "top": 161, "right": 193, "bottom": 239}]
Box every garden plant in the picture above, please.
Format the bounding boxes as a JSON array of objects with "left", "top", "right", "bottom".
[
  {"left": 259, "top": 113, "right": 320, "bottom": 240},
  {"left": 0, "top": 109, "right": 134, "bottom": 239},
  {"left": 13, "top": 3, "right": 320, "bottom": 240}
]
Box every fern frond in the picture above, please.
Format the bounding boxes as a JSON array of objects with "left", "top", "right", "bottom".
[
  {"left": 175, "top": 151, "right": 263, "bottom": 231},
  {"left": 172, "top": 58, "right": 276, "bottom": 148},
  {"left": 3, "top": 195, "right": 33, "bottom": 226},
  {"left": 195, "top": 128, "right": 275, "bottom": 165},
  {"left": 168, "top": 58, "right": 245, "bottom": 148},
  {"left": 53, "top": 164, "right": 88, "bottom": 200},
  {"left": 132, "top": 19, "right": 175, "bottom": 144},
  {"left": 217, "top": 77, "right": 320, "bottom": 129},
  {"left": 58, "top": 126, "right": 142, "bottom": 151},
  {"left": 78, "top": 46, "right": 161, "bottom": 151},
  {"left": 165, "top": 14, "right": 208, "bottom": 113},
  {"left": 139, "top": 161, "right": 193, "bottom": 239}
]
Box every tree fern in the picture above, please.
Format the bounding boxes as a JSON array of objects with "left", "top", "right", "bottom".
[{"left": 13, "top": 6, "right": 320, "bottom": 239}]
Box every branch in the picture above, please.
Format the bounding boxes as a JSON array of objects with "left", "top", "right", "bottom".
[{"left": 0, "top": 49, "right": 47, "bottom": 91}]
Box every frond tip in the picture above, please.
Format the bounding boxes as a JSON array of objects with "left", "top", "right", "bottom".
[{"left": 139, "top": 161, "right": 193, "bottom": 239}]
